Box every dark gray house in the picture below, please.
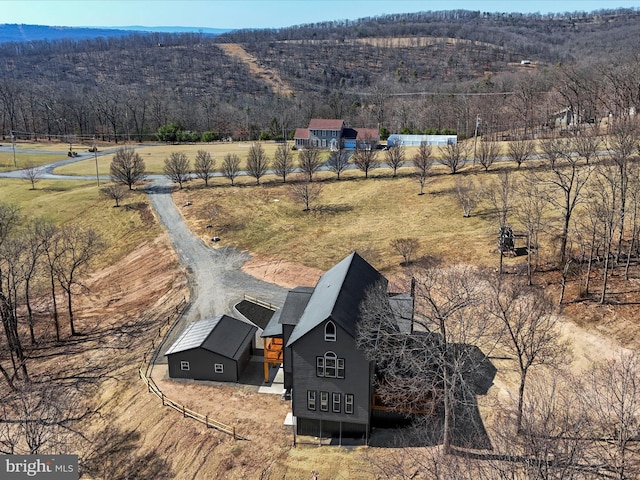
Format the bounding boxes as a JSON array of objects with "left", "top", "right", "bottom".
[
  {"left": 165, "top": 315, "right": 257, "bottom": 382},
  {"left": 281, "top": 252, "right": 389, "bottom": 440}
]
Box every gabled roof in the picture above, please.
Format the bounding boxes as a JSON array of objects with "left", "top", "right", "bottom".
[
  {"left": 356, "top": 128, "right": 380, "bottom": 141},
  {"left": 165, "top": 315, "right": 257, "bottom": 361},
  {"left": 308, "top": 119, "right": 344, "bottom": 130},
  {"left": 294, "top": 128, "right": 309, "bottom": 140},
  {"left": 279, "top": 286, "right": 314, "bottom": 326},
  {"left": 286, "top": 252, "right": 387, "bottom": 346}
]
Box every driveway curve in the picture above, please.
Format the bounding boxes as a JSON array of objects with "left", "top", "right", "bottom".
[
  {"left": 146, "top": 178, "right": 288, "bottom": 359},
  {"left": 1, "top": 152, "right": 288, "bottom": 361}
]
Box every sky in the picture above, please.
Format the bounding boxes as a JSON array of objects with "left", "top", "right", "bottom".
[{"left": 1, "top": 0, "right": 639, "bottom": 29}]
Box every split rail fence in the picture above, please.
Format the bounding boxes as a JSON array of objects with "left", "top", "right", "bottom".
[{"left": 138, "top": 298, "right": 245, "bottom": 440}]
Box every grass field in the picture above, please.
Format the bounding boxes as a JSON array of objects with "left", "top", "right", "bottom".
[
  {"left": 53, "top": 141, "right": 338, "bottom": 176},
  {"left": 0, "top": 177, "right": 162, "bottom": 268}
]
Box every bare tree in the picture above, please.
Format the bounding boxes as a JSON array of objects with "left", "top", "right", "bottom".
[
  {"left": 353, "top": 135, "right": 380, "bottom": 178},
  {"left": 384, "top": 144, "right": 405, "bottom": 177},
  {"left": 326, "top": 143, "right": 350, "bottom": 180},
  {"left": 298, "top": 144, "right": 322, "bottom": 181},
  {"left": 289, "top": 175, "right": 323, "bottom": 211},
  {"left": 438, "top": 141, "right": 469, "bottom": 174},
  {"left": 194, "top": 149, "right": 215, "bottom": 186},
  {"left": 390, "top": 237, "right": 420, "bottom": 265},
  {"left": 477, "top": 139, "right": 501, "bottom": 172},
  {"left": 246, "top": 142, "right": 269, "bottom": 185},
  {"left": 583, "top": 352, "right": 640, "bottom": 479},
  {"left": 221, "top": 153, "right": 241, "bottom": 186},
  {"left": 21, "top": 163, "right": 42, "bottom": 190},
  {"left": 360, "top": 265, "right": 494, "bottom": 455},
  {"left": 487, "top": 276, "right": 568, "bottom": 432},
  {"left": 542, "top": 147, "right": 594, "bottom": 265},
  {"left": 109, "top": 147, "right": 146, "bottom": 190},
  {"left": 514, "top": 173, "right": 548, "bottom": 284},
  {"left": 539, "top": 136, "right": 569, "bottom": 169},
  {"left": 54, "top": 225, "right": 104, "bottom": 336},
  {"left": 454, "top": 177, "right": 481, "bottom": 218},
  {"left": 571, "top": 125, "right": 600, "bottom": 165},
  {"left": 412, "top": 142, "right": 434, "bottom": 195},
  {"left": 272, "top": 142, "right": 295, "bottom": 183},
  {"left": 163, "top": 152, "right": 190, "bottom": 189},
  {"left": 507, "top": 136, "right": 536, "bottom": 169},
  {"left": 515, "top": 373, "right": 590, "bottom": 479},
  {"left": 592, "top": 165, "right": 622, "bottom": 304},
  {"left": 100, "top": 183, "right": 129, "bottom": 207}
]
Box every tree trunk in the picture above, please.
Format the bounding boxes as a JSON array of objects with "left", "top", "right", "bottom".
[
  {"left": 50, "top": 273, "right": 60, "bottom": 342},
  {"left": 66, "top": 288, "right": 76, "bottom": 336}
]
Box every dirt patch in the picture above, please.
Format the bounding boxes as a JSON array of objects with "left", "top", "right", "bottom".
[
  {"left": 218, "top": 43, "right": 294, "bottom": 96},
  {"left": 241, "top": 255, "right": 323, "bottom": 289}
]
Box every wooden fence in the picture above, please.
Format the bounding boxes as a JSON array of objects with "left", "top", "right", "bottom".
[
  {"left": 243, "top": 294, "right": 278, "bottom": 311},
  {"left": 138, "top": 298, "right": 245, "bottom": 440}
]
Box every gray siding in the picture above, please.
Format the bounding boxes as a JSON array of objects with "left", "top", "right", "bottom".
[
  {"left": 291, "top": 319, "right": 372, "bottom": 430},
  {"left": 283, "top": 324, "right": 295, "bottom": 390},
  {"left": 167, "top": 347, "right": 246, "bottom": 382}
]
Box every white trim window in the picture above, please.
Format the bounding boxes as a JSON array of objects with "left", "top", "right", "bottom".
[
  {"left": 316, "top": 352, "right": 344, "bottom": 378},
  {"left": 180, "top": 361, "right": 190, "bottom": 371},
  {"left": 214, "top": 363, "right": 224, "bottom": 374},
  {"left": 345, "top": 394, "right": 354, "bottom": 414},
  {"left": 324, "top": 321, "right": 336, "bottom": 342},
  {"left": 307, "top": 390, "right": 316, "bottom": 410},
  {"left": 320, "top": 391, "right": 329, "bottom": 412},
  {"left": 332, "top": 392, "right": 341, "bottom": 413}
]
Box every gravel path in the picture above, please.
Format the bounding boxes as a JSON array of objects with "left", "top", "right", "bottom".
[{"left": 145, "top": 178, "right": 288, "bottom": 361}]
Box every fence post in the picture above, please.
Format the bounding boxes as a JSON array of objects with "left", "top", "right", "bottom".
[
  {"left": 233, "top": 426, "right": 236, "bottom": 440},
  {"left": 183, "top": 405, "right": 186, "bottom": 418},
  {"left": 161, "top": 392, "right": 165, "bottom": 406}
]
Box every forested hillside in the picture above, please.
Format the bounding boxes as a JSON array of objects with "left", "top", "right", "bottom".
[{"left": 0, "top": 8, "right": 639, "bottom": 143}]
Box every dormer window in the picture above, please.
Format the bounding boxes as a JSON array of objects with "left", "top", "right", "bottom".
[{"left": 324, "top": 321, "right": 336, "bottom": 342}]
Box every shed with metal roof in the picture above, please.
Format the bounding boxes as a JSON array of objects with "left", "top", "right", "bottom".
[{"left": 165, "top": 315, "right": 257, "bottom": 382}]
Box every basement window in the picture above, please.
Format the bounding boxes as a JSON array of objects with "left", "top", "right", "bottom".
[{"left": 180, "top": 361, "right": 190, "bottom": 371}]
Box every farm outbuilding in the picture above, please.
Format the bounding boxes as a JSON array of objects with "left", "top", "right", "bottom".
[{"left": 165, "top": 315, "right": 257, "bottom": 382}]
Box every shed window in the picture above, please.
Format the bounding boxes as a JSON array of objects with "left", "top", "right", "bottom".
[
  {"left": 345, "top": 394, "right": 354, "bottom": 414},
  {"left": 214, "top": 363, "right": 224, "bottom": 374},
  {"left": 332, "top": 393, "right": 341, "bottom": 413},
  {"left": 324, "top": 321, "right": 336, "bottom": 342},
  {"left": 320, "top": 391, "right": 329, "bottom": 411},
  {"left": 307, "top": 390, "right": 316, "bottom": 410},
  {"left": 180, "top": 361, "right": 190, "bottom": 371}
]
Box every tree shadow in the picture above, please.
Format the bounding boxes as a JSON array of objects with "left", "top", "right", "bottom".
[{"left": 81, "top": 426, "right": 175, "bottom": 479}]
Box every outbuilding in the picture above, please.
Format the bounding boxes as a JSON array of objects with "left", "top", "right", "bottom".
[{"left": 165, "top": 315, "right": 257, "bottom": 382}]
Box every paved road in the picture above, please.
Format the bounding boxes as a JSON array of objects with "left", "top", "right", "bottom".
[{"left": 1, "top": 150, "right": 289, "bottom": 361}]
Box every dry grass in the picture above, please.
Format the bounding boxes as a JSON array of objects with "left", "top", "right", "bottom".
[
  {"left": 174, "top": 167, "right": 515, "bottom": 275},
  {"left": 53, "top": 141, "right": 335, "bottom": 176}
]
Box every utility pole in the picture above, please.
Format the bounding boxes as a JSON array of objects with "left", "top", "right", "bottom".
[
  {"left": 472, "top": 114, "right": 481, "bottom": 164},
  {"left": 93, "top": 136, "right": 100, "bottom": 186},
  {"left": 11, "top": 130, "right": 16, "bottom": 168}
]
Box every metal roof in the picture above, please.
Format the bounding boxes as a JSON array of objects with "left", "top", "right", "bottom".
[
  {"left": 165, "top": 315, "right": 257, "bottom": 360},
  {"left": 286, "top": 252, "right": 387, "bottom": 346}
]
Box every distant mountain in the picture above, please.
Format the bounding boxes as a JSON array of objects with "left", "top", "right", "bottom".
[{"left": 0, "top": 24, "right": 230, "bottom": 44}]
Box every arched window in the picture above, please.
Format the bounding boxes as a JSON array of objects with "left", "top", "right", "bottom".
[
  {"left": 324, "top": 321, "right": 336, "bottom": 342},
  {"left": 316, "top": 351, "right": 344, "bottom": 378}
]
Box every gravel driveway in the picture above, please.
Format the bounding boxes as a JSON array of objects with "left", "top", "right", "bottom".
[{"left": 146, "top": 178, "right": 288, "bottom": 362}]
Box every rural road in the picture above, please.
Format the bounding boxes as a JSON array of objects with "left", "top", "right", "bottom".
[{"left": 0, "top": 150, "right": 289, "bottom": 361}]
